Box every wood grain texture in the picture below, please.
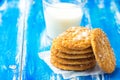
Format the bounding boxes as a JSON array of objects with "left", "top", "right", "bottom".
[
  {"left": 0, "top": 0, "right": 23, "bottom": 80},
  {"left": 0, "top": 0, "right": 120, "bottom": 80},
  {"left": 22, "top": 0, "right": 120, "bottom": 80}
]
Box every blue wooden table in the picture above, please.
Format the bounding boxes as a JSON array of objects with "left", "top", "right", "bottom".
[{"left": 0, "top": 0, "right": 120, "bottom": 80}]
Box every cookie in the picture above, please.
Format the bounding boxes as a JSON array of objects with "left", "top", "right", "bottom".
[
  {"left": 51, "top": 48, "right": 94, "bottom": 59},
  {"left": 51, "top": 54, "right": 96, "bottom": 65},
  {"left": 51, "top": 40, "right": 93, "bottom": 54},
  {"left": 51, "top": 59, "right": 96, "bottom": 71},
  {"left": 91, "top": 28, "right": 116, "bottom": 73},
  {"left": 55, "top": 27, "right": 91, "bottom": 50}
]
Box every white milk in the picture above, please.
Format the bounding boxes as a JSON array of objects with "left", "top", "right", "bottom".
[{"left": 44, "top": 3, "right": 83, "bottom": 39}]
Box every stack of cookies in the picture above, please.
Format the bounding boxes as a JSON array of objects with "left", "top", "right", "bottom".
[
  {"left": 50, "top": 27, "right": 116, "bottom": 73},
  {"left": 50, "top": 27, "right": 96, "bottom": 71}
]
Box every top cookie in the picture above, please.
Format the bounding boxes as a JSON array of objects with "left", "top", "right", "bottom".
[
  {"left": 55, "top": 27, "right": 91, "bottom": 50},
  {"left": 91, "top": 28, "right": 116, "bottom": 73}
]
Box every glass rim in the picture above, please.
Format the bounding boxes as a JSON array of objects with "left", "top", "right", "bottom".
[{"left": 42, "top": 0, "right": 87, "bottom": 8}]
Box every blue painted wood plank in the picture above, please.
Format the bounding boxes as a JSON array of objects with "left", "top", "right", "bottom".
[
  {"left": 0, "top": 0, "right": 24, "bottom": 80},
  {"left": 21, "top": 0, "right": 52, "bottom": 80}
]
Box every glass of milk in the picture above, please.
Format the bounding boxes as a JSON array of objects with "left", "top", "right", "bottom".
[{"left": 43, "top": 0, "right": 86, "bottom": 39}]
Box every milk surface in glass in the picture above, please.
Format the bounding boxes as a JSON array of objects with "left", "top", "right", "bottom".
[{"left": 44, "top": 3, "right": 83, "bottom": 39}]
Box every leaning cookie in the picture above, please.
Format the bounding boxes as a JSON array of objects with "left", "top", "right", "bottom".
[
  {"left": 91, "top": 28, "right": 116, "bottom": 73},
  {"left": 51, "top": 59, "right": 96, "bottom": 71}
]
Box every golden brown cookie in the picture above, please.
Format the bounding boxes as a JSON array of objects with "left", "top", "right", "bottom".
[
  {"left": 51, "top": 48, "right": 94, "bottom": 59},
  {"left": 51, "top": 54, "right": 96, "bottom": 65},
  {"left": 51, "top": 59, "right": 96, "bottom": 71},
  {"left": 91, "top": 28, "right": 116, "bottom": 73},
  {"left": 55, "top": 27, "right": 91, "bottom": 50},
  {"left": 51, "top": 40, "right": 93, "bottom": 54}
]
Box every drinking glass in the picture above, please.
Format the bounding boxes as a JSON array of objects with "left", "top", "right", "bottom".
[{"left": 42, "top": 0, "right": 86, "bottom": 39}]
